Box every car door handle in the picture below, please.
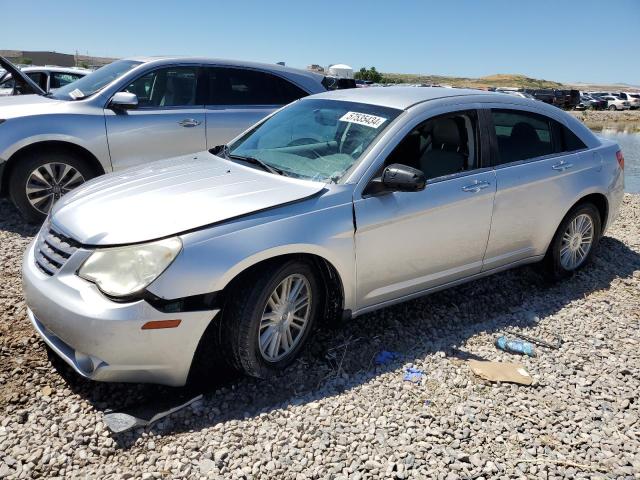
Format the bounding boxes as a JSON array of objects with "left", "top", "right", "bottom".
[
  {"left": 552, "top": 161, "right": 573, "bottom": 171},
  {"left": 462, "top": 181, "right": 491, "bottom": 193},
  {"left": 178, "top": 119, "right": 201, "bottom": 128}
]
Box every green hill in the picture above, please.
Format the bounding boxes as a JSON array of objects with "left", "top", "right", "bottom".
[{"left": 381, "top": 72, "right": 565, "bottom": 89}]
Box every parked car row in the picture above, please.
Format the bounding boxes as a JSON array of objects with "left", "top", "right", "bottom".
[
  {"left": 0, "top": 56, "right": 354, "bottom": 221},
  {"left": 494, "top": 87, "right": 639, "bottom": 111},
  {"left": 584, "top": 91, "right": 636, "bottom": 110}
]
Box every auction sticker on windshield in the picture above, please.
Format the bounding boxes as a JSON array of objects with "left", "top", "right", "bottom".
[
  {"left": 69, "top": 88, "right": 84, "bottom": 99},
  {"left": 339, "top": 111, "right": 387, "bottom": 128}
]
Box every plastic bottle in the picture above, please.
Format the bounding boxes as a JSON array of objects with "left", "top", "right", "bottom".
[{"left": 495, "top": 336, "right": 536, "bottom": 357}]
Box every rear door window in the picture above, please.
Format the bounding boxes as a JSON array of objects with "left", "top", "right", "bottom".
[
  {"left": 206, "top": 67, "right": 308, "bottom": 106},
  {"left": 26, "top": 72, "right": 47, "bottom": 91},
  {"left": 491, "top": 109, "right": 553, "bottom": 165}
]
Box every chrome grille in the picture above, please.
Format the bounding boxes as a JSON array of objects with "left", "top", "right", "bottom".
[{"left": 35, "top": 227, "right": 80, "bottom": 276}]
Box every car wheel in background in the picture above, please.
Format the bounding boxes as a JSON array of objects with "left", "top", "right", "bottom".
[
  {"left": 220, "top": 259, "right": 321, "bottom": 378},
  {"left": 608, "top": 105, "right": 617, "bottom": 111},
  {"left": 9, "top": 150, "right": 96, "bottom": 223},
  {"left": 543, "top": 203, "right": 601, "bottom": 280}
]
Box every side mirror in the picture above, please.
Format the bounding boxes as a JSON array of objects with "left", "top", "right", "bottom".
[
  {"left": 109, "top": 92, "right": 138, "bottom": 110},
  {"left": 381, "top": 163, "right": 426, "bottom": 192}
]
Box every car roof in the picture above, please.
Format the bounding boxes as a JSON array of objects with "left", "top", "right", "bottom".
[
  {"left": 308, "top": 86, "right": 502, "bottom": 110},
  {"left": 124, "top": 56, "right": 324, "bottom": 81}
]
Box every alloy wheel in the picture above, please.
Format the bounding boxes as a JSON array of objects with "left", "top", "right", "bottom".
[
  {"left": 258, "top": 273, "right": 312, "bottom": 362},
  {"left": 25, "top": 162, "right": 85, "bottom": 214},
  {"left": 560, "top": 213, "right": 594, "bottom": 270}
]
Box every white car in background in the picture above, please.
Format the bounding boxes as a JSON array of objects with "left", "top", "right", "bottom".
[
  {"left": 617, "top": 92, "right": 640, "bottom": 110},
  {"left": 0, "top": 66, "right": 90, "bottom": 96},
  {"left": 598, "top": 95, "right": 631, "bottom": 111}
]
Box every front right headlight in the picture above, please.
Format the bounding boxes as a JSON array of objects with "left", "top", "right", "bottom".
[{"left": 78, "top": 237, "right": 182, "bottom": 298}]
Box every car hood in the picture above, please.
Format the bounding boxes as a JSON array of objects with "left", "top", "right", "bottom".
[{"left": 50, "top": 152, "right": 326, "bottom": 246}]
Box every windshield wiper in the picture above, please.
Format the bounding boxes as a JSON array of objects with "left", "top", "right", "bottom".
[{"left": 228, "top": 153, "right": 288, "bottom": 177}]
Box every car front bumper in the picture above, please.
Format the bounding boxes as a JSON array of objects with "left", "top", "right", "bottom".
[{"left": 22, "top": 240, "right": 219, "bottom": 387}]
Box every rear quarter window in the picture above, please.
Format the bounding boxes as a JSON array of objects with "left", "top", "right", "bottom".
[{"left": 557, "top": 123, "right": 587, "bottom": 152}]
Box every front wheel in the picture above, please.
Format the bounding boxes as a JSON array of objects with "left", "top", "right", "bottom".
[
  {"left": 608, "top": 105, "right": 617, "bottom": 111},
  {"left": 9, "top": 150, "right": 96, "bottom": 222},
  {"left": 221, "top": 260, "right": 321, "bottom": 378},
  {"left": 543, "top": 203, "right": 601, "bottom": 280}
]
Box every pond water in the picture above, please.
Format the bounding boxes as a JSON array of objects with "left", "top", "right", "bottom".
[{"left": 594, "top": 128, "right": 640, "bottom": 193}]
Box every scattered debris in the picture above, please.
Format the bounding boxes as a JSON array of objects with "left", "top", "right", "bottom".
[
  {"left": 468, "top": 360, "right": 533, "bottom": 386},
  {"left": 325, "top": 336, "right": 361, "bottom": 372},
  {"left": 505, "top": 329, "right": 562, "bottom": 350},
  {"left": 103, "top": 393, "right": 203, "bottom": 433},
  {"left": 495, "top": 336, "right": 536, "bottom": 357},
  {"left": 374, "top": 350, "right": 400, "bottom": 365},
  {"left": 403, "top": 367, "right": 424, "bottom": 383},
  {"left": 40, "top": 385, "right": 53, "bottom": 397}
]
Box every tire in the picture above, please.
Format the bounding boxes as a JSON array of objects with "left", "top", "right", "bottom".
[
  {"left": 9, "top": 150, "right": 96, "bottom": 223},
  {"left": 219, "top": 259, "right": 321, "bottom": 378},
  {"left": 543, "top": 203, "right": 601, "bottom": 280},
  {"left": 608, "top": 105, "right": 617, "bottom": 111}
]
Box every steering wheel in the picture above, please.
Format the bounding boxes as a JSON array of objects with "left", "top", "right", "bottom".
[{"left": 286, "top": 138, "right": 323, "bottom": 159}]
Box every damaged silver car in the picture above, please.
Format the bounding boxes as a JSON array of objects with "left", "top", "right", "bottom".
[{"left": 23, "top": 87, "right": 624, "bottom": 386}]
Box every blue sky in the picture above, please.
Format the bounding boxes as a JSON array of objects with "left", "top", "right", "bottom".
[{"left": 1, "top": 0, "right": 639, "bottom": 84}]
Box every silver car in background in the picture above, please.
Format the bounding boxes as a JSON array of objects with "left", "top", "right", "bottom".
[
  {"left": 0, "top": 56, "right": 326, "bottom": 221},
  {"left": 0, "top": 65, "right": 90, "bottom": 96},
  {"left": 23, "top": 87, "right": 624, "bottom": 386}
]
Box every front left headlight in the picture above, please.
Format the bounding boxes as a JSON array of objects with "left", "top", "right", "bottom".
[{"left": 78, "top": 237, "right": 182, "bottom": 298}]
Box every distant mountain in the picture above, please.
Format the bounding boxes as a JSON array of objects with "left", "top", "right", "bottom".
[
  {"left": 381, "top": 72, "right": 563, "bottom": 89},
  {"left": 381, "top": 72, "right": 639, "bottom": 91}
]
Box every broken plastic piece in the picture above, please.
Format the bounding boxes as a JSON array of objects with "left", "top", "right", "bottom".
[
  {"left": 403, "top": 367, "right": 424, "bottom": 383},
  {"left": 103, "top": 393, "right": 203, "bottom": 433},
  {"left": 468, "top": 360, "right": 532, "bottom": 385},
  {"left": 495, "top": 336, "right": 536, "bottom": 357}
]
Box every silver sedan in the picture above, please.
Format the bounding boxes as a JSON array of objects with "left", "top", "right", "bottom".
[{"left": 23, "top": 87, "right": 625, "bottom": 386}]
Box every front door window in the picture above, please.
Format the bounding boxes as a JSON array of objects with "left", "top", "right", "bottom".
[{"left": 122, "top": 67, "right": 198, "bottom": 108}]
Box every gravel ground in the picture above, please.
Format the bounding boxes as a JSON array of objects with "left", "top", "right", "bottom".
[
  {"left": 570, "top": 110, "right": 640, "bottom": 132},
  {"left": 1, "top": 195, "right": 639, "bottom": 479}
]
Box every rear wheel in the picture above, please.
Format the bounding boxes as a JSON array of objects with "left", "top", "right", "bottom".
[
  {"left": 543, "top": 203, "right": 601, "bottom": 280},
  {"left": 9, "top": 150, "right": 96, "bottom": 223},
  {"left": 220, "top": 259, "right": 321, "bottom": 378}
]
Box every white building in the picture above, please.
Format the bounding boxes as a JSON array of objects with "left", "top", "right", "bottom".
[{"left": 327, "top": 64, "right": 354, "bottom": 79}]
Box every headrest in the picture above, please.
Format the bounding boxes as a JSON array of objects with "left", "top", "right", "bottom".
[
  {"left": 510, "top": 122, "right": 540, "bottom": 143},
  {"left": 432, "top": 118, "right": 461, "bottom": 147}
]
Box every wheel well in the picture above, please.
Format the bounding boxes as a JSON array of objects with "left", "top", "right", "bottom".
[
  {"left": 1, "top": 141, "right": 105, "bottom": 196},
  {"left": 574, "top": 193, "right": 608, "bottom": 234},
  {"left": 223, "top": 253, "right": 345, "bottom": 325}
]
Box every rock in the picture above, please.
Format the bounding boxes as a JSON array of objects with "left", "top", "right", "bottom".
[{"left": 198, "top": 458, "right": 216, "bottom": 474}]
